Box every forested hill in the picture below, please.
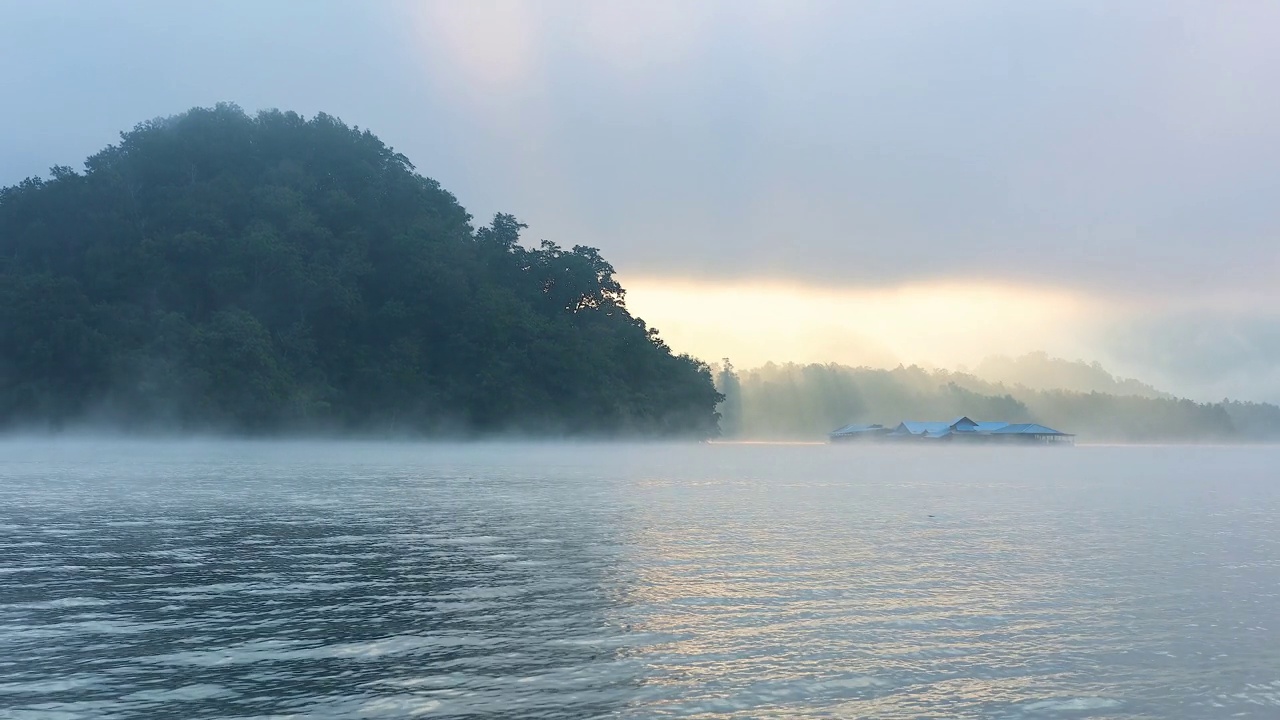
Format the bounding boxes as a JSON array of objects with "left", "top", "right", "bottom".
[
  {"left": 0, "top": 104, "right": 722, "bottom": 437},
  {"left": 972, "top": 352, "right": 1171, "bottom": 400}
]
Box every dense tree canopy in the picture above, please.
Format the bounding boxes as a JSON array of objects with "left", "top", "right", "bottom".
[{"left": 0, "top": 104, "right": 722, "bottom": 437}]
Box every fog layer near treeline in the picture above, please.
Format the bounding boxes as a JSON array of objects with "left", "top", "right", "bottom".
[{"left": 715, "top": 354, "right": 1280, "bottom": 442}]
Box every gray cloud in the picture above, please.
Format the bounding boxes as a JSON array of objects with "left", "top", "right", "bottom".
[{"left": 406, "top": 0, "right": 1280, "bottom": 296}]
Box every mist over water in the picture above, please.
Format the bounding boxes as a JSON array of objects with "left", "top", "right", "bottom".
[{"left": 2, "top": 440, "right": 1279, "bottom": 718}]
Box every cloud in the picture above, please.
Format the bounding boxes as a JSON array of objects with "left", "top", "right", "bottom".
[
  {"left": 386, "top": 1, "right": 1280, "bottom": 298},
  {"left": 407, "top": 1, "right": 545, "bottom": 104},
  {"left": 622, "top": 276, "right": 1100, "bottom": 372}
]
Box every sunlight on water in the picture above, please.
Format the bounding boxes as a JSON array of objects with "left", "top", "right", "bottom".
[{"left": 1, "top": 440, "right": 1278, "bottom": 718}]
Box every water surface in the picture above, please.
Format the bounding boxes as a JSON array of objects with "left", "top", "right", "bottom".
[{"left": 2, "top": 441, "right": 1278, "bottom": 718}]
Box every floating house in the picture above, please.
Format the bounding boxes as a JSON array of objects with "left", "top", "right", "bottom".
[{"left": 829, "top": 416, "right": 1073, "bottom": 444}]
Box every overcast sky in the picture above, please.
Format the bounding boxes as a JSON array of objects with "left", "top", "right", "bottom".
[{"left": 3, "top": 0, "right": 1278, "bottom": 401}]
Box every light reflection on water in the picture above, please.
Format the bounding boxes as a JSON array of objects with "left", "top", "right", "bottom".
[{"left": 1, "top": 440, "right": 1278, "bottom": 719}]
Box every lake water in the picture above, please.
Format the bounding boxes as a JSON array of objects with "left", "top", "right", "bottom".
[{"left": 1, "top": 440, "right": 1278, "bottom": 719}]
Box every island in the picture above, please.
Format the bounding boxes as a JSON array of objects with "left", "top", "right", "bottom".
[{"left": 0, "top": 104, "right": 723, "bottom": 438}]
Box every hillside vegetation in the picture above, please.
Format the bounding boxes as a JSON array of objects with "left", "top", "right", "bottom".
[
  {"left": 972, "top": 352, "right": 1172, "bottom": 399},
  {"left": 0, "top": 104, "right": 722, "bottom": 436},
  {"left": 716, "top": 360, "right": 1280, "bottom": 442}
]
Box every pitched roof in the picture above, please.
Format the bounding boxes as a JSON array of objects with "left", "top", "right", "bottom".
[
  {"left": 830, "top": 423, "right": 885, "bottom": 435},
  {"left": 990, "top": 423, "right": 1072, "bottom": 436},
  {"left": 897, "top": 421, "right": 953, "bottom": 435},
  {"left": 839, "top": 419, "right": 1073, "bottom": 437}
]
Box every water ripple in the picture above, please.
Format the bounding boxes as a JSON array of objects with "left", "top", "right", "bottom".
[{"left": 1, "top": 440, "right": 1278, "bottom": 718}]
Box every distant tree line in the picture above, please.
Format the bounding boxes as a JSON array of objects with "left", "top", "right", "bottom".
[
  {"left": 714, "top": 361, "right": 1280, "bottom": 443},
  {"left": 0, "top": 104, "right": 722, "bottom": 437}
]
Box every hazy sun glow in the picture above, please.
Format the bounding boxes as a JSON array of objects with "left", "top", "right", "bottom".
[{"left": 621, "top": 277, "right": 1102, "bottom": 370}]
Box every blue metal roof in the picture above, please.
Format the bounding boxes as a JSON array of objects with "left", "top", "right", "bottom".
[
  {"left": 830, "top": 423, "right": 884, "bottom": 435},
  {"left": 990, "top": 423, "right": 1071, "bottom": 435},
  {"left": 835, "top": 418, "right": 1072, "bottom": 438},
  {"left": 896, "top": 421, "right": 953, "bottom": 435}
]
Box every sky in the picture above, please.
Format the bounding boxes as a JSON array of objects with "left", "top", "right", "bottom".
[{"left": 2, "top": 0, "right": 1278, "bottom": 402}]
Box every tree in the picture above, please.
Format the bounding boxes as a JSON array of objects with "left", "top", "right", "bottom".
[{"left": 716, "top": 359, "right": 743, "bottom": 438}]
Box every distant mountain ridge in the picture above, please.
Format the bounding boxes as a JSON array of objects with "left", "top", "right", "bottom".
[{"left": 971, "top": 352, "right": 1173, "bottom": 400}]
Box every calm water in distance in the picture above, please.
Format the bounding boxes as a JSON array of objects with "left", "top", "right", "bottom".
[{"left": 1, "top": 440, "right": 1278, "bottom": 719}]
